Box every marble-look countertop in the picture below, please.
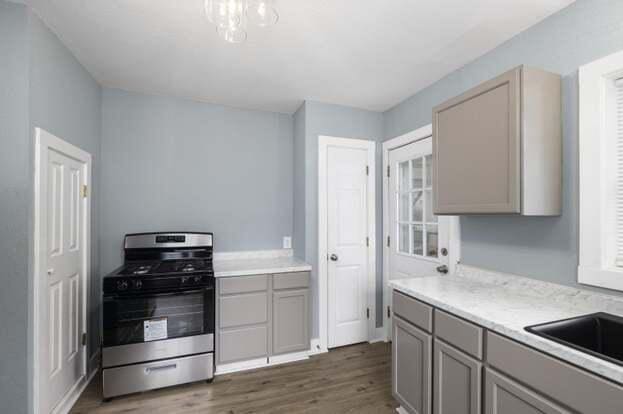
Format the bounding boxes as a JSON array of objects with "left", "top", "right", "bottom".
[
  {"left": 214, "top": 251, "right": 311, "bottom": 278},
  {"left": 389, "top": 265, "right": 623, "bottom": 384}
]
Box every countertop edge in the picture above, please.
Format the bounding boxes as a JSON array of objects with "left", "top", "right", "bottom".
[{"left": 389, "top": 280, "right": 623, "bottom": 385}]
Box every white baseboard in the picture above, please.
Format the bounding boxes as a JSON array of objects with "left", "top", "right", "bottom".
[
  {"left": 308, "top": 337, "right": 328, "bottom": 355},
  {"left": 268, "top": 351, "right": 309, "bottom": 366},
  {"left": 215, "top": 357, "right": 268, "bottom": 375},
  {"left": 396, "top": 407, "right": 409, "bottom": 414},
  {"left": 369, "top": 327, "right": 386, "bottom": 343},
  {"left": 53, "top": 350, "right": 99, "bottom": 414}
]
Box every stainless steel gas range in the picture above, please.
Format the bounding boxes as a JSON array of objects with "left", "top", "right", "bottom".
[{"left": 101, "top": 232, "right": 215, "bottom": 400}]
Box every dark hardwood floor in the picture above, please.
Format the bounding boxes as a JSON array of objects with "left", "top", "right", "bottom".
[{"left": 70, "top": 342, "right": 398, "bottom": 413}]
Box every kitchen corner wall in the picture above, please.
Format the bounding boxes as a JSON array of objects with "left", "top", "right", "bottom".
[
  {"left": 383, "top": 0, "right": 623, "bottom": 295},
  {"left": 292, "top": 101, "right": 385, "bottom": 337},
  {"left": 100, "top": 89, "right": 294, "bottom": 275},
  {"left": 0, "top": 2, "right": 102, "bottom": 413}
]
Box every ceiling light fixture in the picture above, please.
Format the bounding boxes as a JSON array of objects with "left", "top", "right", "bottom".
[{"left": 205, "top": 0, "right": 278, "bottom": 44}]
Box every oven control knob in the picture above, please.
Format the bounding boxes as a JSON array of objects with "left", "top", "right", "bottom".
[
  {"left": 181, "top": 276, "right": 189, "bottom": 285},
  {"left": 133, "top": 280, "right": 143, "bottom": 290},
  {"left": 194, "top": 275, "right": 203, "bottom": 283},
  {"left": 117, "top": 280, "right": 129, "bottom": 291}
]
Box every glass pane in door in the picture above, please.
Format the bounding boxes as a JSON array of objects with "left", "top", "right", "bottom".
[{"left": 426, "top": 224, "right": 438, "bottom": 258}]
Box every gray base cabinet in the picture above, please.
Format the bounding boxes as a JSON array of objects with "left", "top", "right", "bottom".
[
  {"left": 391, "top": 290, "right": 623, "bottom": 414},
  {"left": 485, "top": 368, "right": 569, "bottom": 414},
  {"left": 272, "top": 288, "right": 309, "bottom": 355},
  {"left": 392, "top": 316, "right": 432, "bottom": 414},
  {"left": 433, "top": 339, "right": 481, "bottom": 414},
  {"left": 216, "top": 272, "right": 310, "bottom": 366}
]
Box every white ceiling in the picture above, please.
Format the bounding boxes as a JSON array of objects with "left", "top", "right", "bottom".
[{"left": 26, "top": 0, "right": 574, "bottom": 113}]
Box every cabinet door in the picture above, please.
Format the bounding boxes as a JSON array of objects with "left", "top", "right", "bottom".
[
  {"left": 485, "top": 368, "right": 570, "bottom": 414},
  {"left": 272, "top": 289, "right": 309, "bottom": 355},
  {"left": 433, "top": 67, "right": 521, "bottom": 214},
  {"left": 434, "top": 339, "right": 481, "bottom": 414},
  {"left": 392, "top": 316, "right": 432, "bottom": 414}
]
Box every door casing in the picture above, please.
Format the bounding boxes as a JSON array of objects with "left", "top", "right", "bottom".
[
  {"left": 33, "top": 128, "right": 92, "bottom": 414},
  {"left": 318, "top": 135, "right": 377, "bottom": 353}
]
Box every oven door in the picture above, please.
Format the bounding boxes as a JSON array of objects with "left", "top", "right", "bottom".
[{"left": 103, "top": 287, "right": 214, "bottom": 348}]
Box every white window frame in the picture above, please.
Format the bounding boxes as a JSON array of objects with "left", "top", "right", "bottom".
[{"left": 578, "top": 49, "right": 623, "bottom": 291}]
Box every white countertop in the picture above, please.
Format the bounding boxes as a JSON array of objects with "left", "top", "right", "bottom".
[
  {"left": 389, "top": 265, "right": 623, "bottom": 384},
  {"left": 214, "top": 251, "right": 311, "bottom": 277}
]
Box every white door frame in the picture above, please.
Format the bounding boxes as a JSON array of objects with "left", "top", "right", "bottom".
[
  {"left": 33, "top": 128, "right": 92, "bottom": 414},
  {"left": 382, "top": 125, "right": 461, "bottom": 340},
  {"left": 318, "top": 135, "right": 376, "bottom": 352}
]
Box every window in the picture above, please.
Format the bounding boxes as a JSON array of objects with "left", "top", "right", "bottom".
[
  {"left": 578, "top": 49, "right": 623, "bottom": 291},
  {"left": 396, "top": 154, "right": 438, "bottom": 258}
]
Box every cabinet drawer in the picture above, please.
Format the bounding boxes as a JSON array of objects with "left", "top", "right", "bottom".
[
  {"left": 219, "top": 292, "right": 268, "bottom": 328},
  {"left": 103, "top": 353, "right": 213, "bottom": 398},
  {"left": 273, "top": 272, "right": 310, "bottom": 290},
  {"left": 393, "top": 290, "right": 433, "bottom": 332},
  {"left": 219, "top": 275, "right": 268, "bottom": 295},
  {"left": 487, "top": 332, "right": 623, "bottom": 414},
  {"left": 434, "top": 309, "right": 483, "bottom": 359},
  {"left": 218, "top": 325, "right": 268, "bottom": 363}
]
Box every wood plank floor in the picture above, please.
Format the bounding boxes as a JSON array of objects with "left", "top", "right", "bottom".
[{"left": 71, "top": 342, "right": 398, "bottom": 414}]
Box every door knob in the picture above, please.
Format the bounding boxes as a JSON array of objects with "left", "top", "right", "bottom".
[
  {"left": 436, "top": 265, "right": 449, "bottom": 274},
  {"left": 330, "top": 254, "right": 338, "bottom": 261},
  {"left": 47, "top": 268, "right": 54, "bottom": 275}
]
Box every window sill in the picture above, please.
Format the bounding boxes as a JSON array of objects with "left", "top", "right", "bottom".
[{"left": 578, "top": 265, "right": 623, "bottom": 292}]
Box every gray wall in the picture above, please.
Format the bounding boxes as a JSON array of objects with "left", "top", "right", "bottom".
[
  {"left": 100, "top": 88, "right": 294, "bottom": 274},
  {"left": 0, "top": 3, "right": 31, "bottom": 413},
  {"left": 295, "top": 101, "right": 385, "bottom": 336},
  {"left": 28, "top": 9, "right": 103, "bottom": 366},
  {"left": 0, "top": 3, "right": 102, "bottom": 413},
  {"left": 383, "top": 0, "right": 623, "bottom": 294}
]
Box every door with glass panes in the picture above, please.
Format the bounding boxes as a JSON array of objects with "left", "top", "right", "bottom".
[{"left": 386, "top": 137, "right": 450, "bottom": 335}]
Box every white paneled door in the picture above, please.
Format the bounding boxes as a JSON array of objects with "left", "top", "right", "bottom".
[
  {"left": 35, "top": 128, "right": 91, "bottom": 414},
  {"left": 385, "top": 136, "right": 451, "bottom": 337},
  {"left": 326, "top": 143, "right": 370, "bottom": 348}
]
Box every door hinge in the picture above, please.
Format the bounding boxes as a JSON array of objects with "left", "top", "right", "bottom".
[
  {"left": 387, "top": 306, "right": 391, "bottom": 318},
  {"left": 366, "top": 308, "right": 370, "bottom": 319},
  {"left": 81, "top": 332, "right": 87, "bottom": 346},
  {"left": 81, "top": 184, "right": 88, "bottom": 198},
  {"left": 387, "top": 165, "right": 390, "bottom": 177},
  {"left": 387, "top": 236, "right": 390, "bottom": 247},
  {"left": 366, "top": 165, "right": 369, "bottom": 176},
  {"left": 366, "top": 237, "right": 369, "bottom": 247}
]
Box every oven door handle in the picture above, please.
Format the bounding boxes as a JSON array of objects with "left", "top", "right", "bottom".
[{"left": 104, "top": 287, "right": 212, "bottom": 300}]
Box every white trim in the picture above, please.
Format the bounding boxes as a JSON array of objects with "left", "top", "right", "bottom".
[
  {"left": 369, "top": 327, "right": 386, "bottom": 343},
  {"left": 579, "top": 49, "right": 623, "bottom": 292},
  {"left": 267, "top": 351, "right": 310, "bottom": 366},
  {"left": 52, "top": 360, "right": 98, "bottom": 414},
  {"left": 382, "top": 125, "right": 461, "bottom": 340},
  {"left": 33, "top": 128, "right": 92, "bottom": 414},
  {"left": 308, "top": 337, "right": 327, "bottom": 355},
  {"left": 318, "top": 135, "right": 377, "bottom": 350},
  {"left": 215, "top": 350, "right": 311, "bottom": 375},
  {"left": 215, "top": 357, "right": 269, "bottom": 375},
  {"left": 396, "top": 407, "right": 410, "bottom": 414}
]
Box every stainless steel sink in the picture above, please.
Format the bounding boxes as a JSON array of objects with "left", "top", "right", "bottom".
[{"left": 525, "top": 312, "right": 623, "bottom": 366}]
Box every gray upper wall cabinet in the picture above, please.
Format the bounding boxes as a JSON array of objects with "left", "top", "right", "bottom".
[{"left": 432, "top": 66, "right": 561, "bottom": 216}]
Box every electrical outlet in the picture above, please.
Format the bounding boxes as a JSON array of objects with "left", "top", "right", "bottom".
[{"left": 283, "top": 236, "right": 292, "bottom": 249}]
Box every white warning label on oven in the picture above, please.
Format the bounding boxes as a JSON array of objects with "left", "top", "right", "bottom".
[{"left": 144, "top": 318, "right": 168, "bottom": 342}]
